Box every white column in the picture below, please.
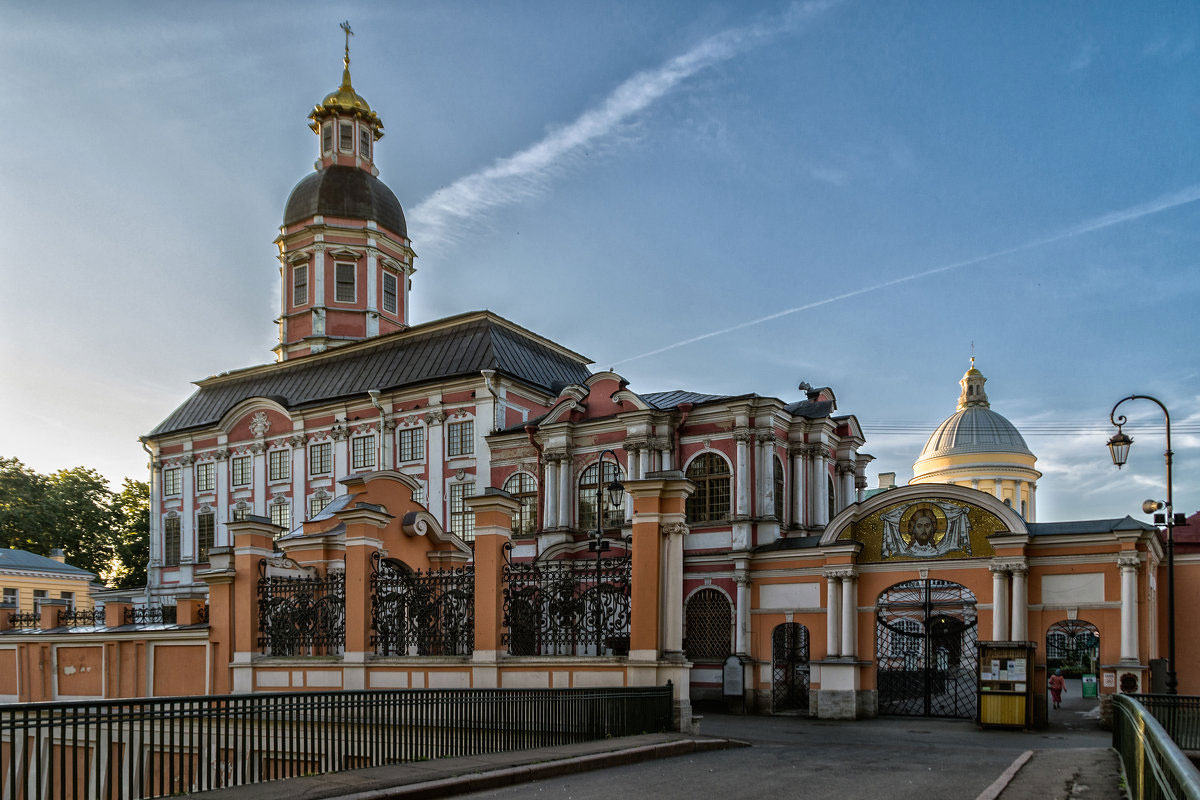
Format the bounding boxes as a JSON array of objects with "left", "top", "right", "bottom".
[
  {"left": 402, "top": 265, "right": 411, "bottom": 326},
  {"left": 215, "top": 450, "right": 229, "bottom": 547},
  {"left": 290, "top": 435, "right": 306, "bottom": 521},
  {"left": 425, "top": 412, "right": 445, "bottom": 527},
  {"left": 557, "top": 454, "right": 572, "bottom": 528},
  {"left": 181, "top": 455, "right": 195, "bottom": 562},
  {"left": 1119, "top": 554, "right": 1140, "bottom": 661},
  {"left": 659, "top": 443, "right": 672, "bottom": 472},
  {"left": 1029, "top": 484, "right": 1037, "bottom": 522},
  {"left": 812, "top": 447, "right": 828, "bottom": 527},
  {"left": 312, "top": 247, "right": 325, "bottom": 308},
  {"left": 734, "top": 572, "right": 751, "bottom": 655},
  {"left": 840, "top": 573, "right": 857, "bottom": 658},
  {"left": 638, "top": 448, "right": 651, "bottom": 479},
  {"left": 993, "top": 477, "right": 1004, "bottom": 501},
  {"left": 760, "top": 434, "right": 776, "bottom": 519},
  {"left": 543, "top": 458, "right": 559, "bottom": 530},
  {"left": 734, "top": 430, "right": 750, "bottom": 517},
  {"left": 971, "top": 478, "right": 980, "bottom": 492},
  {"left": 792, "top": 449, "right": 806, "bottom": 528},
  {"left": 472, "top": 402, "right": 491, "bottom": 486},
  {"left": 252, "top": 443, "right": 267, "bottom": 516},
  {"left": 991, "top": 566, "right": 1009, "bottom": 640},
  {"left": 1010, "top": 567, "right": 1028, "bottom": 640},
  {"left": 826, "top": 573, "right": 842, "bottom": 657},
  {"left": 333, "top": 429, "right": 350, "bottom": 489},
  {"left": 365, "top": 250, "right": 379, "bottom": 337},
  {"left": 662, "top": 522, "right": 687, "bottom": 655}
]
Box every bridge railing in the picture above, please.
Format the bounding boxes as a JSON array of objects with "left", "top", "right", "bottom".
[
  {"left": 1130, "top": 694, "right": 1200, "bottom": 752},
  {"left": 1112, "top": 693, "right": 1200, "bottom": 800}
]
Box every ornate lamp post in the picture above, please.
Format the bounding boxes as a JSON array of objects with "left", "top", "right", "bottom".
[
  {"left": 588, "top": 449, "right": 625, "bottom": 655},
  {"left": 1108, "top": 394, "right": 1180, "bottom": 694}
]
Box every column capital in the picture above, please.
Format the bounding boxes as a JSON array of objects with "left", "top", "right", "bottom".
[
  {"left": 649, "top": 436, "right": 672, "bottom": 451},
  {"left": 733, "top": 572, "right": 751, "bottom": 587},
  {"left": 1117, "top": 553, "right": 1141, "bottom": 570},
  {"left": 623, "top": 437, "right": 651, "bottom": 453},
  {"left": 660, "top": 522, "right": 689, "bottom": 537},
  {"left": 733, "top": 428, "right": 753, "bottom": 443},
  {"left": 823, "top": 566, "right": 856, "bottom": 580},
  {"left": 755, "top": 430, "right": 775, "bottom": 445}
]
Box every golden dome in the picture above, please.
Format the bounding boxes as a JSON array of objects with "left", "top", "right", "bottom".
[{"left": 308, "top": 50, "right": 384, "bottom": 133}]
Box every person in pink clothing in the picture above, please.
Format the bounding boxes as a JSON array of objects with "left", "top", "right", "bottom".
[{"left": 1049, "top": 668, "right": 1067, "bottom": 709}]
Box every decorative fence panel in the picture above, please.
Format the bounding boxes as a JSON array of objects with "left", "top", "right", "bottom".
[
  {"left": 57, "top": 609, "right": 103, "bottom": 628},
  {"left": 6, "top": 612, "right": 39, "bottom": 629},
  {"left": 370, "top": 553, "right": 474, "bottom": 656},
  {"left": 0, "top": 686, "right": 674, "bottom": 799},
  {"left": 123, "top": 606, "right": 177, "bottom": 626},
  {"left": 257, "top": 562, "right": 345, "bottom": 656},
  {"left": 501, "top": 545, "right": 631, "bottom": 657}
]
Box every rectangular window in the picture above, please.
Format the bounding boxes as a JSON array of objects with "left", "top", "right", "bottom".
[
  {"left": 197, "top": 512, "right": 215, "bottom": 562},
  {"left": 412, "top": 484, "right": 425, "bottom": 506},
  {"left": 322, "top": 123, "right": 332, "bottom": 154},
  {"left": 309, "top": 442, "right": 332, "bottom": 475},
  {"left": 195, "top": 462, "right": 215, "bottom": 493},
  {"left": 231, "top": 456, "right": 251, "bottom": 486},
  {"left": 335, "top": 262, "right": 356, "bottom": 302},
  {"left": 33, "top": 589, "right": 47, "bottom": 603},
  {"left": 398, "top": 427, "right": 424, "bottom": 462},
  {"left": 447, "top": 420, "right": 474, "bottom": 457},
  {"left": 60, "top": 591, "right": 74, "bottom": 610},
  {"left": 164, "top": 468, "right": 181, "bottom": 496},
  {"left": 309, "top": 495, "right": 331, "bottom": 518},
  {"left": 268, "top": 450, "right": 290, "bottom": 481},
  {"left": 293, "top": 264, "right": 308, "bottom": 306},
  {"left": 449, "top": 482, "right": 476, "bottom": 541},
  {"left": 2, "top": 588, "right": 16, "bottom": 605},
  {"left": 339, "top": 122, "right": 353, "bottom": 151},
  {"left": 351, "top": 435, "right": 376, "bottom": 471},
  {"left": 359, "top": 128, "right": 371, "bottom": 158},
  {"left": 270, "top": 503, "right": 291, "bottom": 532},
  {"left": 231, "top": 507, "right": 248, "bottom": 522},
  {"left": 382, "top": 271, "right": 398, "bottom": 314},
  {"left": 164, "top": 517, "right": 181, "bottom": 566}
]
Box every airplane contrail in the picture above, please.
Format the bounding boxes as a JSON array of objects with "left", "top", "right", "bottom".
[{"left": 610, "top": 182, "right": 1200, "bottom": 366}]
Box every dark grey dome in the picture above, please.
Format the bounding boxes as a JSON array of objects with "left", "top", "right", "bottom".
[{"left": 283, "top": 166, "right": 406, "bottom": 237}]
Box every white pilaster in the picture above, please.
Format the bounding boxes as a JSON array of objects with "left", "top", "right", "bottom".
[
  {"left": 662, "top": 522, "right": 687, "bottom": 655},
  {"left": 734, "top": 572, "right": 751, "bottom": 655},
  {"left": 312, "top": 247, "right": 325, "bottom": 307},
  {"left": 147, "top": 455, "right": 162, "bottom": 578},
  {"left": 759, "top": 433, "right": 776, "bottom": 519},
  {"left": 792, "top": 449, "right": 806, "bottom": 528},
  {"left": 991, "top": 566, "right": 1009, "bottom": 641},
  {"left": 252, "top": 443, "right": 267, "bottom": 516},
  {"left": 544, "top": 458, "right": 559, "bottom": 531},
  {"left": 734, "top": 430, "right": 751, "bottom": 518},
  {"left": 993, "top": 477, "right": 1004, "bottom": 501},
  {"left": 1119, "top": 554, "right": 1140, "bottom": 661},
  {"left": 812, "top": 446, "right": 828, "bottom": 527},
  {"left": 839, "top": 462, "right": 854, "bottom": 512},
  {"left": 215, "top": 450, "right": 229, "bottom": 547},
  {"left": 638, "top": 448, "right": 651, "bottom": 479},
  {"left": 1010, "top": 566, "right": 1028, "bottom": 640},
  {"left": 425, "top": 411, "right": 446, "bottom": 527},
  {"left": 181, "top": 455, "right": 195, "bottom": 562},
  {"left": 557, "top": 455, "right": 572, "bottom": 528},
  {"left": 365, "top": 250, "right": 379, "bottom": 337},
  {"left": 826, "top": 573, "right": 842, "bottom": 657},
  {"left": 1029, "top": 484, "right": 1037, "bottom": 522},
  {"left": 840, "top": 572, "right": 857, "bottom": 658}
]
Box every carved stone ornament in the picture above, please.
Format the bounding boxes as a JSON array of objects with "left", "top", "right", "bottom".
[
  {"left": 213, "top": 449, "right": 230, "bottom": 461},
  {"left": 703, "top": 438, "right": 712, "bottom": 450},
  {"left": 331, "top": 422, "right": 348, "bottom": 440},
  {"left": 179, "top": 454, "right": 195, "bottom": 466},
  {"left": 383, "top": 418, "right": 397, "bottom": 432},
  {"left": 235, "top": 500, "right": 250, "bottom": 510},
  {"left": 166, "top": 510, "right": 179, "bottom": 519},
  {"left": 263, "top": 554, "right": 316, "bottom": 578},
  {"left": 756, "top": 431, "right": 774, "bottom": 445},
  {"left": 455, "top": 469, "right": 466, "bottom": 481},
  {"left": 199, "top": 505, "right": 212, "bottom": 514},
  {"left": 660, "top": 522, "right": 689, "bottom": 537},
  {"left": 248, "top": 442, "right": 266, "bottom": 454},
  {"left": 823, "top": 567, "right": 857, "bottom": 580},
  {"left": 1117, "top": 553, "right": 1141, "bottom": 569},
  {"left": 733, "top": 572, "right": 752, "bottom": 587},
  {"left": 733, "top": 429, "right": 753, "bottom": 443},
  {"left": 424, "top": 409, "right": 447, "bottom": 425},
  {"left": 837, "top": 460, "right": 856, "bottom": 476},
  {"left": 288, "top": 433, "right": 307, "bottom": 448},
  {"left": 650, "top": 436, "right": 671, "bottom": 451},
  {"left": 249, "top": 412, "right": 271, "bottom": 438}
]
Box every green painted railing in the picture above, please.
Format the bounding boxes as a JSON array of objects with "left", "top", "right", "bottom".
[{"left": 1112, "top": 694, "right": 1200, "bottom": 800}]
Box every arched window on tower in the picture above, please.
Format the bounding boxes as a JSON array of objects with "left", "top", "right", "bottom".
[
  {"left": 686, "top": 453, "right": 731, "bottom": 524},
  {"left": 503, "top": 472, "right": 537, "bottom": 536},
  {"left": 578, "top": 460, "right": 624, "bottom": 531},
  {"left": 773, "top": 456, "right": 785, "bottom": 521},
  {"left": 827, "top": 475, "right": 836, "bottom": 522}
]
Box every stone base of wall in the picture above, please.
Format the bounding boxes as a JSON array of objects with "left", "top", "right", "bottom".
[
  {"left": 815, "top": 689, "right": 876, "bottom": 719},
  {"left": 856, "top": 689, "right": 878, "bottom": 718}
]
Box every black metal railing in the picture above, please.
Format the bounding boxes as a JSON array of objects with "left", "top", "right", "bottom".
[
  {"left": 0, "top": 685, "right": 674, "bottom": 799},
  {"left": 501, "top": 546, "right": 631, "bottom": 657},
  {"left": 370, "top": 552, "right": 474, "bottom": 656},
  {"left": 1111, "top": 693, "right": 1200, "bottom": 800},
  {"left": 257, "top": 561, "right": 345, "bottom": 656},
  {"left": 123, "top": 606, "right": 177, "bottom": 626},
  {"left": 1129, "top": 694, "right": 1200, "bottom": 751},
  {"left": 7, "top": 612, "right": 39, "bottom": 629},
  {"left": 196, "top": 604, "right": 210, "bottom": 624},
  {"left": 56, "top": 609, "right": 103, "bottom": 628}
]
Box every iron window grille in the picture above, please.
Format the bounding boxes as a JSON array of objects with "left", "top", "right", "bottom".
[
  {"left": 382, "top": 271, "right": 398, "bottom": 313},
  {"left": 334, "top": 262, "right": 356, "bottom": 302},
  {"left": 351, "top": 434, "right": 376, "bottom": 470},
  {"left": 293, "top": 264, "right": 308, "bottom": 306},
  {"left": 398, "top": 427, "right": 424, "bottom": 462},
  {"left": 231, "top": 456, "right": 251, "bottom": 486},
  {"left": 578, "top": 460, "right": 624, "bottom": 531},
  {"left": 258, "top": 560, "right": 345, "bottom": 656},
  {"left": 685, "top": 453, "right": 731, "bottom": 523},
  {"left": 269, "top": 502, "right": 291, "bottom": 532},
  {"left": 503, "top": 472, "right": 537, "bottom": 535},
  {"left": 163, "top": 468, "right": 181, "bottom": 496},
  {"left": 370, "top": 553, "right": 474, "bottom": 656},
  {"left": 501, "top": 543, "right": 632, "bottom": 657},
  {"left": 195, "top": 461, "right": 215, "bottom": 493},
  {"left": 164, "top": 517, "right": 181, "bottom": 566},
  {"left": 449, "top": 482, "right": 476, "bottom": 541},
  {"left": 309, "top": 442, "right": 332, "bottom": 475},
  {"left": 268, "top": 449, "right": 290, "bottom": 481},
  {"left": 309, "top": 495, "right": 331, "bottom": 518},
  {"left": 684, "top": 588, "right": 733, "bottom": 662},
  {"left": 447, "top": 420, "right": 474, "bottom": 457},
  {"left": 197, "top": 512, "right": 215, "bottom": 562}
]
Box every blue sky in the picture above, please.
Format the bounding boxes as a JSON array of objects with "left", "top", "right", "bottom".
[{"left": 1, "top": 1, "right": 1197, "bottom": 522}]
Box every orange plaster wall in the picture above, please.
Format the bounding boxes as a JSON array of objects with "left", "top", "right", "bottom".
[
  {"left": 56, "top": 646, "right": 103, "bottom": 697},
  {"left": 1169, "top": 560, "right": 1200, "bottom": 694},
  {"left": 152, "top": 645, "right": 207, "bottom": 696},
  {"left": 0, "top": 649, "right": 16, "bottom": 695}
]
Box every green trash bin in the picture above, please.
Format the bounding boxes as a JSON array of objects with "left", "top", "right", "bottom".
[{"left": 1081, "top": 674, "right": 1098, "bottom": 698}]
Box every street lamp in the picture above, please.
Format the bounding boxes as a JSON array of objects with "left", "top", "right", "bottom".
[
  {"left": 588, "top": 449, "right": 625, "bottom": 655},
  {"left": 1108, "top": 394, "right": 1179, "bottom": 694}
]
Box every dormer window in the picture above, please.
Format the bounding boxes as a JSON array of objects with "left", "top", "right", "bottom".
[
  {"left": 322, "top": 123, "right": 332, "bottom": 154},
  {"left": 339, "top": 122, "right": 353, "bottom": 152},
  {"left": 359, "top": 128, "right": 371, "bottom": 159},
  {"left": 335, "top": 262, "right": 356, "bottom": 302},
  {"left": 382, "top": 271, "right": 398, "bottom": 314}
]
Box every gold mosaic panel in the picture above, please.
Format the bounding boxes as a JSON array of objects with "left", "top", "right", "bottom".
[{"left": 840, "top": 497, "right": 1004, "bottom": 562}]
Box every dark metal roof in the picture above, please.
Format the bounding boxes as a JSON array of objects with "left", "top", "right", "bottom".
[
  {"left": 639, "top": 390, "right": 732, "bottom": 410},
  {"left": 753, "top": 534, "right": 824, "bottom": 552},
  {"left": 0, "top": 549, "right": 94, "bottom": 578},
  {"left": 783, "top": 398, "right": 835, "bottom": 419},
  {"left": 149, "top": 313, "right": 592, "bottom": 438},
  {"left": 1028, "top": 516, "right": 1156, "bottom": 536},
  {"left": 283, "top": 166, "right": 407, "bottom": 237}
]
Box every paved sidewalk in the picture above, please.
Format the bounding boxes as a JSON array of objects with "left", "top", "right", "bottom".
[
  {"left": 192, "top": 733, "right": 742, "bottom": 800},
  {"left": 994, "top": 748, "right": 1124, "bottom": 800}
]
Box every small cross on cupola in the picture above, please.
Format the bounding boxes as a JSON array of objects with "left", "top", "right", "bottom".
[{"left": 309, "top": 20, "right": 384, "bottom": 176}]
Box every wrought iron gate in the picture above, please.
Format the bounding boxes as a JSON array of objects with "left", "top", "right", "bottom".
[
  {"left": 771, "top": 623, "right": 810, "bottom": 712},
  {"left": 876, "top": 579, "right": 978, "bottom": 718}
]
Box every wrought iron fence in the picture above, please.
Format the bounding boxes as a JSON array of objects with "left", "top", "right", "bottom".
[
  {"left": 501, "top": 544, "right": 631, "bottom": 657},
  {"left": 257, "top": 561, "right": 345, "bottom": 656},
  {"left": 7, "top": 612, "right": 38, "bottom": 629},
  {"left": 370, "top": 552, "right": 474, "bottom": 656},
  {"left": 1111, "top": 693, "right": 1200, "bottom": 800},
  {"left": 1129, "top": 694, "right": 1200, "bottom": 752},
  {"left": 0, "top": 685, "right": 674, "bottom": 800},
  {"left": 123, "top": 606, "right": 177, "bottom": 626},
  {"left": 56, "top": 609, "right": 103, "bottom": 628},
  {"left": 196, "top": 604, "right": 210, "bottom": 624}
]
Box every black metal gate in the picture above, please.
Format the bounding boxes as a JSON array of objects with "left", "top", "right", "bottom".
[
  {"left": 771, "top": 623, "right": 810, "bottom": 712},
  {"left": 876, "top": 579, "right": 977, "bottom": 718}
]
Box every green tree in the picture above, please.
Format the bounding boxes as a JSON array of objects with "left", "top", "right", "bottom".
[
  {"left": 43, "top": 466, "right": 117, "bottom": 577},
  {"left": 0, "top": 457, "right": 52, "bottom": 554},
  {"left": 110, "top": 478, "right": 149, "bottom": 589}
]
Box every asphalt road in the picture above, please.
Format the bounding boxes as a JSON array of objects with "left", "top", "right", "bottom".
[{"left": 460, "top": 707, "right": 1111, "bottom": 800}]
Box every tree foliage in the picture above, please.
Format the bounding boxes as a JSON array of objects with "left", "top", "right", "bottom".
[{"left": 0, "top": 457, "right": 148, "bottom": 587}]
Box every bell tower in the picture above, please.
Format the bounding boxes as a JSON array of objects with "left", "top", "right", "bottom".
[{"left": 274, "top": 23, "right": 416, "bottom": 361}]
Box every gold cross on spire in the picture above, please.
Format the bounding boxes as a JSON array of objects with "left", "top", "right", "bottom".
[{"left": 340, "top": 20, "right": 354, "bottom": 67}]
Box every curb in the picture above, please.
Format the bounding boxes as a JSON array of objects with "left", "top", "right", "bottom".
[
  {"left": 333, "top": 738, "right": 745, "bottom": 799},
  {"left": 974, "top": 749, "right": 1034, "bottom": 800}
]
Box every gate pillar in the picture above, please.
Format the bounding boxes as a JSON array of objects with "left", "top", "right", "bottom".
[{"left": 465, "top": 490, "right": 519, "bottom": 688}]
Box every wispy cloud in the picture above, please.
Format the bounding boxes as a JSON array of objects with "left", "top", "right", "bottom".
[
  {"left": 409, "top": 1, "right": 836, "bottom": 250},
  {"left": 611, "top": 182, "right": 1200, "bottom": 365},
  {"left": 1068, "top": 40, "right": 1098, "bottom": 72}
]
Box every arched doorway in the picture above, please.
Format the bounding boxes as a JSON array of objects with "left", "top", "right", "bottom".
[
  {"left": 1046, "top": 620, "right": 1100, "bottom": 675},
  {"left": 771, "top": 623, "right": 810, "bottom": 712},
  {"left": 876, "top": 579, "right": 978, "bottom": 718}
]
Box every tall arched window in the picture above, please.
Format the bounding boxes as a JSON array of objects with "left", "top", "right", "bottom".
[
  {"left": 578, "top": 460, "right": 624, "bottom": 531},
  {"left": 684, "top": 588, "right": 732, "bottom": 662},
  {"left": 503, "top": 472, "right": 537, "bottom": 535},
  {"left": 827, "top": 475, "right": 836, "bottom": 521},
  {"left": 686, "top": 453, "right": 731, "bottom": 523},
  {"left": 773, "top": 457, "right": 785, "bottom": 521}
]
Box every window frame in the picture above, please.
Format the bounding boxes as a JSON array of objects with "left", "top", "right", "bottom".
[
  {"left": 309, "top": 494, "right": 331, "bottom": 518},
  {"left": 503, "top": 471, "right": 538, "bottom": 535},
  {"left": 359, "top": 127, "right": 371, "bottom": 159},
  {"left": 773, "top": 456, "right": 785, "bottom": 521},
  {"left": 334, "top": 261, "right": 356, "bottom": 303},
  {"left": 322, "top": 123, "right": 333, "bottom": 154},
  {"left": 269, "top": 502, "right": 291, "bottom": 532},
  {"left": 382, "top": 271, "right": 398, "bottom": 314},
  {"left": 449, "top": 481, "right": 476, "bottom": 541},
  {"left": 293, "top": 263, "right": 308, "bottom": 307},
  {"left": 351, "top": 434, "right": 376, "bottom": 471},
  {"left": 163, "top": 467, "right": 181, "bottom": 497},
  {"left": 268, "top": 449, "right": 291, "bottom": 482},
  {"left": 397, "top": 427, "right": 425, "bottom": 463},
  {"left": 338, "top": 121, "right": 353, "bottom": 152},
  {"left": 685, "top": 452, "right": 732, "bottom": 524},
  {"left": 164, "top": 516, "right": 181, "bottom": 566},
  {"left": 447, "top": 420, "right": 474, "bottom": 458},
  {"left": 197, "top": 512, "right": 215, "bottom": 563},
  {"left": 309, "top": 441, "right": 333, "bottom": 476},
  {"left": 578, "top": 460, "right": 625, "bottom": 532},
  {"left": 195, "top": 461, "right": 215, "bottom": 493},
  {"left": 231, "top": 456, "right": 251, "bottom": 487}
]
